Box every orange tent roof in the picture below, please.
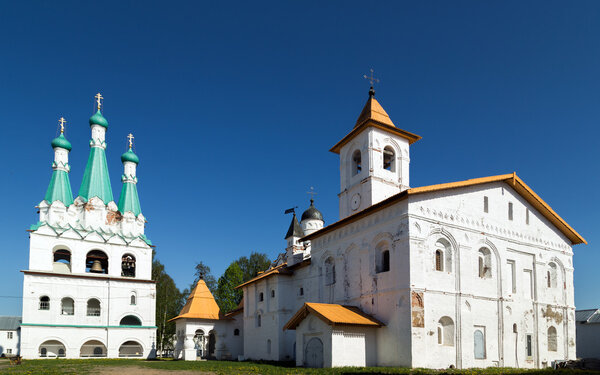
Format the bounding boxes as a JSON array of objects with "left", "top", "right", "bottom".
[
  {"left": 284, "top": 302, "right": 384, "bottom": 330},
  {"left": 302, "top": 173, "right": 586, "bottom": 245},
  {"left": 330, "top": 94, "right": 421, "bottom": 154},
  {"left": 168, "top": 279, "right": 220, "bottom": 322}
]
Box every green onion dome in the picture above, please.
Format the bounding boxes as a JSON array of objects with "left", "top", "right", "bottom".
[
  {"left": 51, "top": 134, "right": 72, "bottom": 151},
  {"left": 89, "top": 110, "right": 108, "bottom": 128},
  {"left": 121, "top": 148, "right": 139, "bottom": 164}
]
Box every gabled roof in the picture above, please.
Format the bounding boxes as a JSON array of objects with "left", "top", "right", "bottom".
[
  {"left": 330, "top": 94, "right": 421, "bottom": 154},
  {"left": 169, "top": 279, "right": 220, "bottom": 321},
  {"left": 576, "top": 309, "right": 600, "bottom": 323},
  {"left": 283, "top": 303, "right": 383, "bottom": 330},
  {"left": 235, "top": 263, "right": 293, "bottom": 289},
  {"left": 302, "top": 173, "right": 586, "bottom": 245},
  {"left": 0, "top": 316, "right": 21, "bottom": 330}
]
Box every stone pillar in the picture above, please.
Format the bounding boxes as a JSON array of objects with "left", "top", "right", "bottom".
[{"left": 183, "top": 334, "right": 196, "bottom": 361}]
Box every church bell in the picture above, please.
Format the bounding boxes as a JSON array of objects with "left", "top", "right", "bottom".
[{"left": 90, "top": 260, "right": 103, "bottom": 273}]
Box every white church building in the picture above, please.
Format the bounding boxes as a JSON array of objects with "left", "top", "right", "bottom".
[
  {"left": 20, "top": 95, "right": 156, "bottom": 359},
  {"left": 232, "top": 86, "right": 586, "bottom": 368}
]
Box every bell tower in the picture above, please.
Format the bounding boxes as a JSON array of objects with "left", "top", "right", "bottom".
[{"left": 331, "top": 84, "right": 421, "bottom": 219}]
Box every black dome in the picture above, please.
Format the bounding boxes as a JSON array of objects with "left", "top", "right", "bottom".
[{"left": 301, "top": 200, "right": 323, "bottom": 221}]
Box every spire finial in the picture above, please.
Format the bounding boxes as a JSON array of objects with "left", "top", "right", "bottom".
[
  {"left": 58, "top": 117, "right": 66, "bottom": 134},
  {"left": 95, "top": 92, "right": 104, "bottom": 111},
  {"left": 363, "top": 69, "right": 379, "bottom": 97},
  {"left": 127, "top": 133, "right": 134, "bottom": 149},
  {"left": 307, "top": 186, "right": 317, "bottom": 205}
]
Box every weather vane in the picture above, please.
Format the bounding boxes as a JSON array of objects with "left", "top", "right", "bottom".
[
  {"left": 127, "top": 133, "right": 134, "bottom": 149},
  {"left": 58, "top": 117, "right": 66, "bottom": 134},
  {"left": 95, "top": 92, "right": 103, "bottom": 111}
]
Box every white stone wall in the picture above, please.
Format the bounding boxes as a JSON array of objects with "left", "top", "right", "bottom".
[
  {"left": 338, "top": 127, "right": 410, "bottom": 219},
  {"left": 576, "top": 323, "right": 600, "bottom": 359},
  {"left": 0, "top": 329, "right": 20, "bottom": 356},
  {"left": 174, "top": 316, "right": 243, "bottom": 361},
  {"left": 294, "top": 315, "right": 332, "bottom": 367}
]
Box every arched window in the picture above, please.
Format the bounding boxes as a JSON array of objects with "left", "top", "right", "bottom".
[
  {"left": 548, "top": 326, "right": 557, "bottom": 352},
  {"left": 259, "top": 292, "right": 264, "bottom": 302},
  {"left": 257, "top": 314, "right": 262, "bottom": 327},
  {"left": 271, "top": 290, "right": 275, "bottom": 298},
  {"left": 39, "top": 296, "right": 50, "bottom": 310},
  {"left": 121, "top": 254, "right": 136, "bottom": 277},
  {"left": 86, "top": 250, "right": 108, "bottom": 274},
  {"left": 324, "top": 257, "right": 336, "bottom": 285},
  {"left": 118, "top": 341, "right": 143, "bottom": 357},
  {"left": 53, "top": 249, "right": 71, "bottom": 273},
  {"left": 39, "top": 340, "right": 66, "bottom": 357},
  {"left": 478, "top": 248, "right": 492, "bottom": 278},
  {"left": 267, "top": 339, "right": 272, "bottom": 354},
  {"left": 352, "top": 150, "right": 362, "bottom": 176},
  {"left": 234, "top": 328, "right": 240, "bottom": 336},
  {"left": 383, "top": 146, "right": 395, "bottom": 171},
  {"left": 119, "top": 315, "right": 142, "bottom": 326},
  {"left": 61, "top": 297, "right": 74, "bottom": 315},
  {"left": 130, "top": 293, "right": 137, "bottom": 305},
  {"left": 80, "top": 340, "right": 107, "bottom": 357},
  {"left": 438, "top": 317, "right": 454, "bottom": 346},
  {"left": 548, "top": 262, "right": 558, "bottom": 288},
  {"left": 87, "top": 298, "right": 101, "bottom": 316},
  {"left": 435, "top": 239, "right": 452, "bottom": 273},
  {"left": 474, "top": 329, "right": 486, "bottom": 359},
  {"left": 376, "top": 242, "right": 391, "bottom": 273},
  {"left": 435, "top": 249, "right": 443, "bottom": 272}
]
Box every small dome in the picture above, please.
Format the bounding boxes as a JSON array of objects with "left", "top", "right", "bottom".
[
  {"left": 121, "top": 148, "right": 139, "bottom": 164},
  {"left": 301, "top": 199, "right": 323, "bottom": 222},
  {"left": 89, "top": 110, "right": 108, "bottom": 128},
  {"left": 51, "top": 134, "right": 72, "bottom": 151}
]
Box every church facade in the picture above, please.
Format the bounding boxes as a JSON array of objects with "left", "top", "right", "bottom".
[
  {"left": 20, "top": 96, "right": 156, "bottom": 359},
  {"left": 235, "top": 87, "right": 585, "bottom": 368}
]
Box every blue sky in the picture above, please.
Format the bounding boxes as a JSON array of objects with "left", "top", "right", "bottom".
[{"left": 0, "top": 1, "right": 598, "bottom": 315}]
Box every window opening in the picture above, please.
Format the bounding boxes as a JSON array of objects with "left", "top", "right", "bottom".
[
  {"left": 53, "top": 249, "right": 71, "bottom": 272},
  {"left": 271, "top": 290, "right": 275, "bottom": 298},
  {"left": 130, "top": 293, "right": 137, "bottom": 305},
  {"left": 234, "top": 328, "right": 240, "bottom": 336},
  {"left": 484, "top": 196, "right": 489, "bottom": 213},
  {"left": 526, "top": 208, "right": 530, "bottom": 224},
  {"left": 526, "top": 334, "right": 533, "bottom": 358},
  {"left": 383, "top": 146, "right": 395, "bottom": 171},
  {"left": 548, "top": 326, "right": 557, "bottom": 352},
  {"left": 119, "top": 315, "right": 142, "bottom": 326},
  {"left": 435, "top": 250, "right": 443, "bottom": 272},
  {"left": 87, "top": 298, "right": 101, "bottom": 316},
  {"left": 257, "top": 314, "right": 262, "bottom": 327},
  {"left": 478, "top": 248, "right": 492, "bottom": 278},
  {"left": 86, "top": 250, "right": 108, "bottom": 274},
  {"left": 61, "top": 297, "right": 74, "bottom": 315},
  {"left": 39, "top": 296, "right": 50, "bottom": 310},
  {"left": 121, "top": 254, "right": 136, "bottom": 277},
  {"left": 508, "top": 202, "right": 513, "bottom": 221},
  {"left": 352, "top": 150, "right": 362, "bottom": 175},
  {"left": 259, "top": 292, "right": 264, "bottom": 302}
]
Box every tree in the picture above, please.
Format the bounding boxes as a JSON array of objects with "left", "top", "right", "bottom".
[
  {"left": 193, "top": 261, "right": 217, "bottom": 293},
  {"left": 153, "top": 253, "right": 186, "bottom": 356},
  {"left": 214, "top": 262, "right": 244, "bottom": 313},
  {"left": 236, "top": 252, "right": 272, "bottom": 282}
]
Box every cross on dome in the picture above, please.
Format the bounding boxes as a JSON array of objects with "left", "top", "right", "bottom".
[
  {"left": 95, "top": 92, "right": 103, "bottom": 111},
  {"left": 127, "top": 133, "right": 134, "bottom": 149},
  {"left": 58, "top": 117, "right": 66, "bottom": 134},
  {"left": 307, "top": 186, "right": 317, "bottom": 202},
  {"left": 363, "top": 69, "right": 380, "bottom": 97}
]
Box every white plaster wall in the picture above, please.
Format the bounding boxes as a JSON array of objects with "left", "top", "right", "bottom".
[
  {"left": 295, "top": 315, "right": 332, "bottom": 367},
  {"left": 19, "top": 325, "right": 155, "bottom": 359},
  {"left": 0, "top": 329, "right": 20, "bottom": 356},
  {"left": 576, "top": 323, "right": 600, "bottom": 359}
]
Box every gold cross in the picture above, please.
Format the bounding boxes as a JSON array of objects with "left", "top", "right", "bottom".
[
  {"left": 363, "top": 69, "right": 380, "bottom": 88},
  {"left": 58, "top": 117, "right": 66, "bottom": 134},
  {"left": 95, "top": 92, "right": 103, "bottom": 111},
  {"left": 127, "top": 133, "right": 134, "bottom": 149}
]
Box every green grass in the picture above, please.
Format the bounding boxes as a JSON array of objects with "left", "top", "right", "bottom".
[{"left": 0, "top": 358, "right": 598, "bottom": 375}]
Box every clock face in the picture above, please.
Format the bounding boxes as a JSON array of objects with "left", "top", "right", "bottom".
[{"left": 351, "top": 193, "right": 361, "bottom": 211}]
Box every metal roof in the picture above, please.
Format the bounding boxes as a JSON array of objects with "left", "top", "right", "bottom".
[
  {"left": 576, "top": 309, "right": 600, "bottom": 323},
  {"left": 0, "top": 316, "right": 21, "bottom": 330}
]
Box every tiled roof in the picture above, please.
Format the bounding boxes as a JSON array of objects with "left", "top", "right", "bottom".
[
  {"left": 284, "top": 303, "right": 383, "bottom": 330},
  {"left": 0, "top": 316, "right": 21, "bottom": 330},
  {"left": 169, "top": 279, "right": 220, "bottom": 321},
  {"left": 303, "top": 173, "right": 586, "bottom": 245}
]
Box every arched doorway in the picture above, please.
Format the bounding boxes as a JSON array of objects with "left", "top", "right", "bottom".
[
  {"left": 39, "top": 340, "right": 66, "bottom": 358},
  {"left": 80, "top": 340, "right": 107, "bottom": 357},
  {"left": 194, "top": 329, "right": 205, "bottom": 358},
  {"left": 305, "top": 337, "right": 323, "bottom": 368},
  {"left": 207, "top": 330, "right": 216, "bottom": 359},
  {"left": 118, "top": 341, "right": 143, "bottom": 357}
]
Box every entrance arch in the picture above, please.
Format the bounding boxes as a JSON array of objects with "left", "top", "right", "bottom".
[
  {"left": 207, "top": 330, "right": 216, "bottom": 359},
  {"left": 80, "top": 340, "right": 107, "bottom": 357},
  {"left": 304, "top": 337, "right": 323, "bottom": 368},
  {"left": 118, "top": 341, "right": 143, "bottom": 357},
  {"left": 39, "top": 340, "right": 66, "bottom": 358},
  {"left": 194, "top": 329, "right": 205, "bottom": 358}
]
